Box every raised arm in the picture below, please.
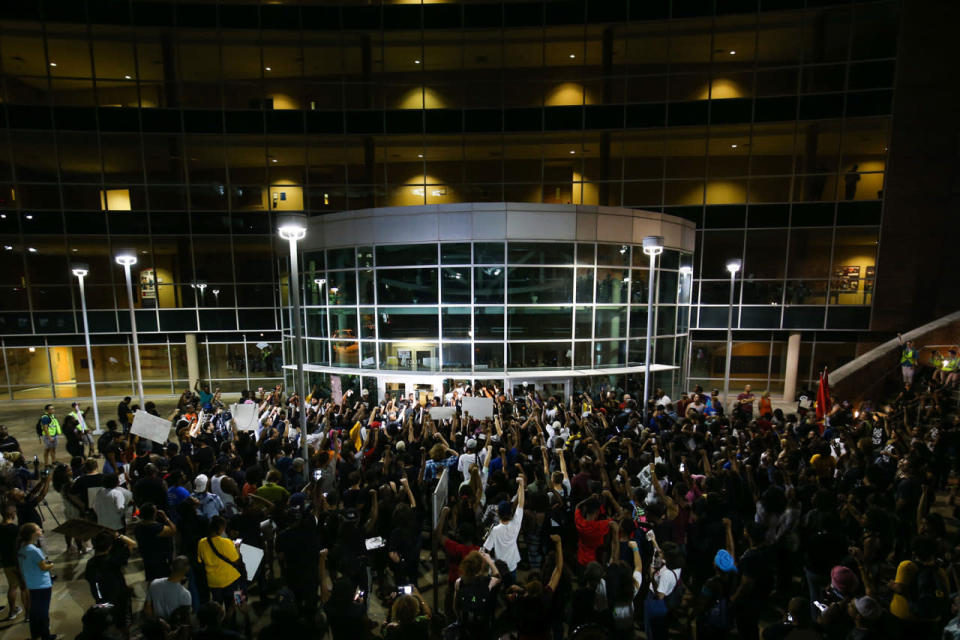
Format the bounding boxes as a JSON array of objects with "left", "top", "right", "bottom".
[{"left": 547, "top": 534, "right": 564, "bottom": 591}]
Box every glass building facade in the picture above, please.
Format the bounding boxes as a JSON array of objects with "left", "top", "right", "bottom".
[
  {"left": 284, "top": 204, "right": 693, "bottom": 400},
  {"left": 0, "top": 0, "right": 900, "bottom": 401}
]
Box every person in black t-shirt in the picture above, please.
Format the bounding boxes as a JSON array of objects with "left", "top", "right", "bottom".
[
  {"left": 731, "top": 521, "right": 775, "bottom": 640},
  {"left": 134, "top": 503, "right": 176, "bottom": 581},
  {"left": 73, "top": 458, "right": 105, "bottom": 511},
  {"left": 84, "top": 531, "right": 138, "bottom": 627},
  {"left": 0, "top": 425, "right": 20, "bottom": 454},
  {"left": 276, "top": 511, "right": 323, "bottom": 615},
  {"left": 0, "top": 504, "right": 24, "bottom": 619},
  {"left": 133, "top": 464, "right": 167, "bottom": 511}
]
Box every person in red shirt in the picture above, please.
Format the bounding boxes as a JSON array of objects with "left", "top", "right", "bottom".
[
  {"left": 574, "top": 496, "right": 616, "bottom": 567},
  {"left": 434, "top": 506, "right": 480, "bottom": 617}
]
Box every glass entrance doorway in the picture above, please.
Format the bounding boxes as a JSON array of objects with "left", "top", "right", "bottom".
[{"left": 511, "top": 378, "right": 570, "bottom": 401}]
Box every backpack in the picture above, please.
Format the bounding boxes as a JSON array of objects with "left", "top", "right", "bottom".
[
  {"left": 704, "top": 594, "right": 733, "bottom": 630},
  {"left": 36, "top": 416, "right": 45, "bottom": 437},
  {"left": 908, "top": 563, "right": 949, "bottom": 620},
  {"left": 663, "top": 569, "right": 686, "bottom": 611},
  {"left": 455, "top": 579, "right": 491, "bottom": 638}
]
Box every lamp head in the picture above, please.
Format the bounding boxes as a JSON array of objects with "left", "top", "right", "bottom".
[
  {"left": 71, "top": 262, "right": 90, "bottom": 278},
  {"left": 642, "top": 235, "right": 664, "bottom": 256},
  {"left": 115, "top": 251, "right": 137, "bottom": 267},
  {"left": 195, "top": 281, "right": 207, "bottom": 291},
  {"left": 314, "top": 278, "right": 327, "bottom": 287},
  {"left": 726, "top": 259, "right": 742, "bottom": 274},
  {"left": 277, "top": 212, "right": 307, "bottom": 241},
  {"left": 679, "top": 266, "right": 693, "bottom": 277}
]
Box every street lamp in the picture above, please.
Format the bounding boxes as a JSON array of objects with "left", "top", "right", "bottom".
[
  {"left": 194, "top": 280, "right": 207, "bottom": 305},
  {"left": 115, "top": 251, "right": 145, "bottom": 408},
  {"left": 678, "top": 266, "right": 693, "bottom": 392},
  {"left": 642, "top": 236, "right": 664, "bottom": 424},
  {"left": 722, "top": 259, "right": 742, "bottom": 410},
  {"left": 279, "top": 213, "right": 309, "bottom": 471},
  {"left": 212, "top": 289, "right": 220, "bottom": 305},
  {"left": 72, "top": 263, "right": 101, "bottom": 434},
  {"left": 314, "top": 278, "right": 333, "bottom": 364}
]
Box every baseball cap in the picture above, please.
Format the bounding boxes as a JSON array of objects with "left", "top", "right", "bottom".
[
  {"left": 466, "top": 438, "right": 477, "bottom": 451},
  {"left": 831, "top": 565, "right": 859, "bottom": 594}
]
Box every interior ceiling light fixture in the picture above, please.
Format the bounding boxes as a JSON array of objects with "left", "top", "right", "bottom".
[{"left": 729, "top": 50, "right": 736, "bottom": 55}]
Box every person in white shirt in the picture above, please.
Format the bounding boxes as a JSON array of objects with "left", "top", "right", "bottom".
[
  {"left": 644, "top": 531, "right": 683, "bottom": 640},
  {"left": 457, "top": 439, "right": 483, "bottom": 477},
  {"left": 482, "top": 476, "right": 525, "bottom": 577},
  {"left": 93, "top": 473, "right": 133, "bottom": 531}
]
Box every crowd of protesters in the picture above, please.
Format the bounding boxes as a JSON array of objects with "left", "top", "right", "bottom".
[{"left": 0, "top": 352, "right": 957, "bottom": 640}]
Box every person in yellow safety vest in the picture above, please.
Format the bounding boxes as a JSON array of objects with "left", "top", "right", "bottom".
[
  {"left": 897, "top": 333, "right": 918, "bottom": 386},
  {"left": 69, "top": 402, "right": 95, "bottom": 458},
  {"left": 934, "top": 347, "right": 960, "bottom": 389},
  {"left": 940, "top": 349, "right": 960, "bottom": 387},
  {"left": 39, "top": 404, "right": 61, "bottom": 467}
]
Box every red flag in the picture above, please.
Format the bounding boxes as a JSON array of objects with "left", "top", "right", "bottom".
[{"left": 816, "top": 367, "right": 831, "bottom": 422}]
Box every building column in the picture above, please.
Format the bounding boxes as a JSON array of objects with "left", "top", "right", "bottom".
[
  {"left": 782, "top": 332, "right": 802, "bottom": 402},
  {"left": 185, "top": 334, "right": 200, "bottom": 384}
]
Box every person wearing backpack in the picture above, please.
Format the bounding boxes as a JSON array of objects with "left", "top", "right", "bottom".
[
  {"left": 643, "top": 530, "right": 684, "bottom": 640},
  {"left": 453, "top": 549, "right": 500, "bottom": 640},
  {"left": 38, "top": 404, "right": 62, "bottom": 467},
  {"left": 889, "top": 534, "right": 950, "bottom": 638}
]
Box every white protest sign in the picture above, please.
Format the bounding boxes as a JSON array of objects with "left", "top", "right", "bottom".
[
  {"left": 256, "top": 342, "right": 269, "bottom": 350},
  {"left": 432, "top": 467, "right": 449, "bottom": 529},
  {"left": 238, "top": 543, "right": 264, "bottom": 582},
  {"left": 428, "top": 406, "right": 456, "bottom": 420},
  {"left": 131, "top": 410, "right": 172, "bottom": 444},
  {"left": 461, "top": 396, "right": 494, "bottom": 419},
  {"left": 330, "top": 375, "right": 343, "bottom": 405},
  {"left": 230, "top": 403, "right": 258, "bottom": 431}
]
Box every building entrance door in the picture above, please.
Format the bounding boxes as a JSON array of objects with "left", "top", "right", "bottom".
[{"left": 510, "top": 378, "right": 570, "bottom": 402}]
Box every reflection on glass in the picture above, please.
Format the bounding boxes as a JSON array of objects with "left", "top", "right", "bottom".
[
  {"left": 442, "top": 307, "right": 471, "bottom": 338},
  {"left": 507, "top": 267, "right": 573, "bottom": 303},
  {"left": 508, "top": 242, "right": 574, "bottom": 265},
  {"left": 576, "top": 268, "right": 594, "bottom": 303},
  {"left": 474, "top": 267, "right": 504, "bottom": 303},
  {"left": 474, "top": 344, "right": 504, "bottom": 371},
  {"left": 508, "top": 342, "right": 571, "bottom": 370},
  {"left": 378, "top": 268, "right": 438, "bottom": 305},
  {"left": 442, "top": 343, "right": 471, "bottom": 371},
  {"left": 595, "top": 341, "right": 626, "bottom": 367},
  {"left": 597, "top": 244, "right": 630, "bottom": 266},
  {"left": 330, "top": 308, "right": 358, "bottom": 338},
  {"left": 332, "top": 341, "right": 360, "bottom": 367},
  {"left": 596, "top": 268, "right": 629, "bottom": 304},
  {"left": 475, "top": 307, "right": 504, "bottom": 339},
  {"left": 595, "top": 307, "right": 627, "bottom": 339},
  {"left": 507, "top": 307, "right": 572, "bottom": 339},
  {"left": 327, "top": 271, "right": 356, "bottom": 305},
  {"left": 378, "top": 307, "right": 439, "bottom": 340},
  {"left": 442, "top": 268, "right": 471, "bottom": 303}
]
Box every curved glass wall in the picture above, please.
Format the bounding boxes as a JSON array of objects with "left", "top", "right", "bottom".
[{"left": 284, "top": 241, "right": 692, "bottom": 390}]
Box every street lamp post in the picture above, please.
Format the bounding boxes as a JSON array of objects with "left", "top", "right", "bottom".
[
  {"left": 722, "top": 259, "right": 742, "bottom": 411},
  {"left": 679, "top": 265, "right": 693, "bottom": 393},
  {"left": 115, "top": 251, "right": 145, "bottom": 408},
  {"left": 642, "top": 236, "right": 664, "bottom": 425},
  {"left": 279, "top": 213, "right": 309, "bottom": 472},
  {"left": 314, "top": 278, "right": 332, "bottom": 365},
  {"left": 72, "top": 263, "right": 101, "bottom": 434}
]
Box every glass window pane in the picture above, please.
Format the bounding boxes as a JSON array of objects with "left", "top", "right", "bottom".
[
  {"left": 575, "top": 307, "right": 592, "bottom": 338},
  {"left": 328, "top": 248, "right": 355, "bottom": 269},
  {"left": 474, "top": 267, "right": 504, "bottom": 303},
  {"left": 658, "top": 270, "right": 678, "bottom": 304},
  {"left": 442, "top": 343, "right": 471, "bottom": 371},
  {"left": 508, "top": 342, "right": 571, "bottom": 370},
  {"left": 576, "top": 243, "right": 595, "bottom": 265},
  {"left": 332, "top": 341, "right": 360, "bottom": 367},
  {"left": 507, "top": 267, "right": 573, "bottom": 304},
  {"left": 830, "top": 228, "right": 878, "bottom": 306},
  {"left": 595, "top": 341, "right": 626, "bottom": 367},
  {"left": 379, "top": 342, "right": 439, "bottom": 371},
  {"left": 507, "top": 306, "right": 572, "bottom": 339},
  {"left": 441, "top": 267, "right": 471, "bottom": 303},
  {"left": 508, "top": 242, "right": 574, "bottom": 265},
  {"left": 597, "top": 243, "right": 631, "bottom": 266},
  {"left": 657, "top": 305, "right": 677, "bottom": 335},
  {"left": 357, "top": 247, "right": 374, "bottom": 269},
  {"left": 475, "top": 307, "right": 504, "bottom": 339},
  {"left": 474, "top": 243, "right": 504, "bottom": 264},
  {"left": 787, "top": 229, "right": 832, "bottom": 279},
  {"left": 378, "top": 307, "right": 439, "bottom": 340},
  {"left": 596, "top": 307, "right": 627, "bottom": 339},
  {"left": 307, "top": 308, "right": 328, "bottom": 338},
  {"left": 328, "top": 272, "right": 357, "bottom": 305},
  {"left": 442, "top": 307, "right": 471, "bottom": 338},
  {"left": 376, "top": 244, "right": 436, "bottom": 267},
  {"left": 330, "top": 308, "right": 358, "bottom": 339},
  {"left": 745, "top": 230, "right": 788, "bottom": 279},
  {"left": 378, "top": 268, "right": 438, "bottom": 304},
  {"left": 441, "top": 243, "right": 471, "bottom": 264},
  {"left": 358, "top": 269, "right": 375, "bottom": 304},
  {"left": 597, "top": 268, "right": 630, "bottom": 303},
  {"left": 360, "top": 308, "right": 376, "bottom": 339},
  {"left": 475, "top": 344, "right": 504, "bottom": 371},
  {"left": 576, "top": 268, "right": 594, "bottom": 303}
]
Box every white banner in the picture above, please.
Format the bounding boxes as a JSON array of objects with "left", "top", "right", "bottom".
[
  {"left": 230, "top": 403, "right": 258, "bottom": 431},
  {"left": 427, "top": 406, "right": 456, "bottom": 420},
  {"left": 131, "top": 410, "right": 172, "bottom": 444},
  {"left": 238, "top": 543, "right": 264, "bottom": 582},
  {"left": 461, "top": 396, "right": 494, "bottom": 419}
]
